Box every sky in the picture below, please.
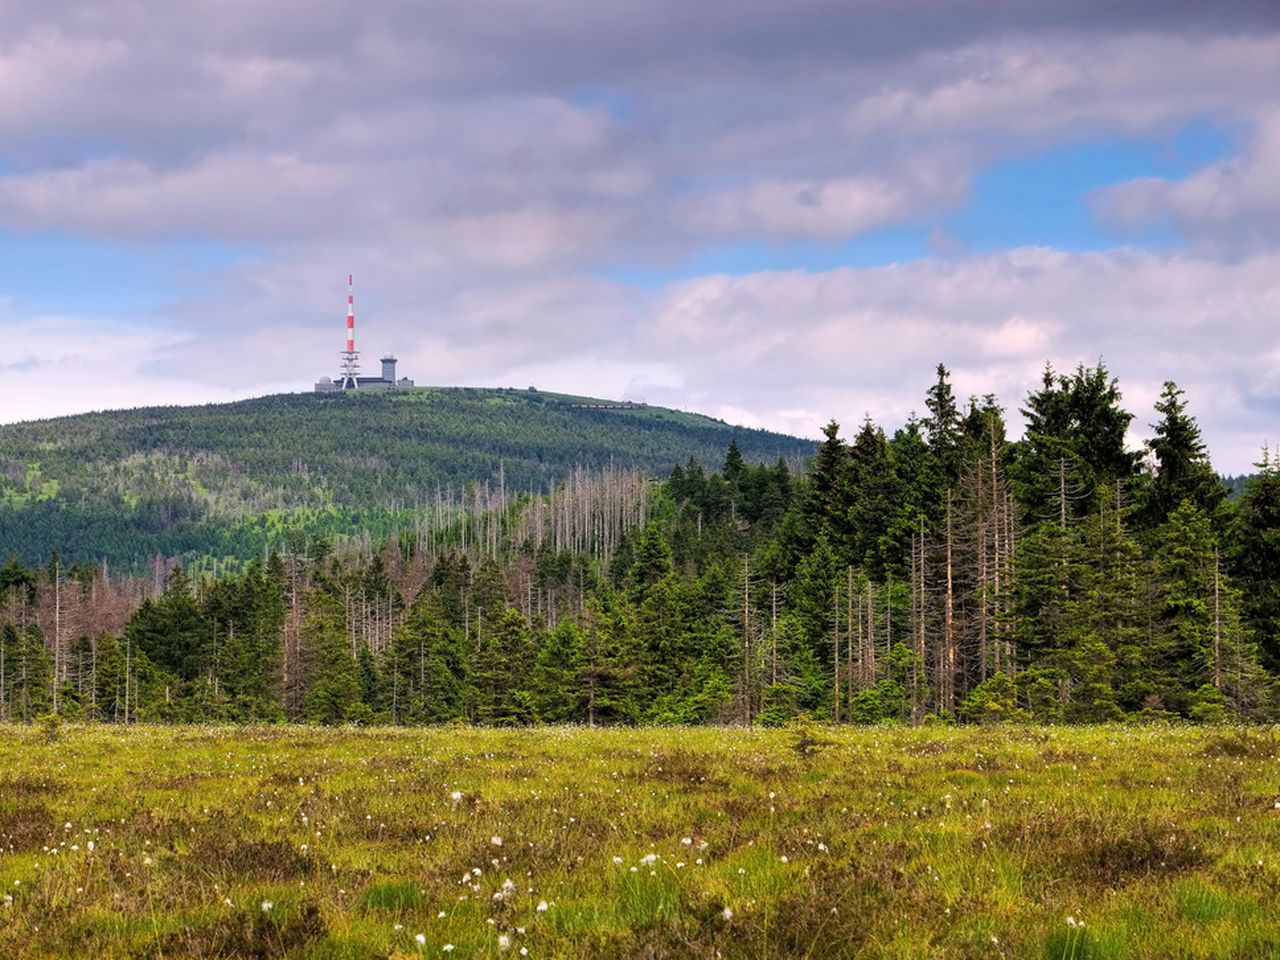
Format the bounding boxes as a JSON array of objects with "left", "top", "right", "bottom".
[{"left": 2, "top": 1, "right": 1280, "bottom": 471}]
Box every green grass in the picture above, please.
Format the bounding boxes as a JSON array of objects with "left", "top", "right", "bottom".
[{"left": 1, "top": 725, "right": 1278, "bottom": 958}]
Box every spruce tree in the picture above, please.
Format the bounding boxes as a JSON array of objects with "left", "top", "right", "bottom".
[
  {"left": 1231, "top": 451, "right": 1280, "bottom": 670},
  {"left": 1144, "top": 381, "right": 1225, "bottom": 528},
  {"left": 473, "top": 607, "right": 532, "bottom": 725},
  {"left": 302, "top": 589, "right": 360, "bottom": 724}
]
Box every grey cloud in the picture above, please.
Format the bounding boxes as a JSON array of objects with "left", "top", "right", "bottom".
[{"left": 3, "top": 0, "right": 1280, "bottom": 473}]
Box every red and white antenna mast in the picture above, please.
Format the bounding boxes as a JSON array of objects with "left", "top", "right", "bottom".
[{"left": 338, "top": 273, "right": 360, "bottom": 389}]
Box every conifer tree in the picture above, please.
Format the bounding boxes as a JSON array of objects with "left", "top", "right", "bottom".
[
  {"left": 1144, "top": 381, "right": 1225, "bottom": 528},
  {"left": 1232, "top": 453, "right": 1280, "bottom": 671},
  {"left": 530, "top": 619, "right": 586, "bottom": 722},
  {"left": 923, "top": 364, "right": 964, "bottom": 495},
  {"left": 473, "top": 607, "right": 532, "bottom": 725},
  {"left": 388, "top": 588, "right": 468, "bottom": 723},
  {"left": 302, "top": 589, "right": 360, "bottom": 724}
]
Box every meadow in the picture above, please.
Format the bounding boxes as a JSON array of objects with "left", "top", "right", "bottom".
[{"left": 1, "top": 725, "right": 1278, "bottom": 959}]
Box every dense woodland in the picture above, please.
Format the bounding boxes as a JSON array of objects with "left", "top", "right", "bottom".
[
  {"left": 0, "top": 387, "right": 811, "bottom": 567},
  {"left": 2, "top": 362, "right": 1279, "bottom": 725}
]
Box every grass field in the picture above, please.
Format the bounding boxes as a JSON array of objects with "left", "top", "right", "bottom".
[{"left": 2, "top": 725, "right": 1279, "bottom": 959}]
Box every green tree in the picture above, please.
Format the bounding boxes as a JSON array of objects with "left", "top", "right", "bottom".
[
  {"left": 473, "top": 607, "right": 532, "bottom": 725},
  {"left": 1143, "top": 381, "right": 1225, "bottom": 529},
  {"left": 302, "top": 589, "right": 360, "bottom": 724}
]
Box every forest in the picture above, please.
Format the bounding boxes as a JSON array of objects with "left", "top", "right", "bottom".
[
  {"left": 0, "top": 387, "right": 811, "bottom": 568},
  {"left": 2, "top": 362, "right": 1278, "bottom": 725}
]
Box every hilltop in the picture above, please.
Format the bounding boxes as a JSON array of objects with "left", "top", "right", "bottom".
[{"left": 0, "top": 387, "right": 813, "bottom": 567}]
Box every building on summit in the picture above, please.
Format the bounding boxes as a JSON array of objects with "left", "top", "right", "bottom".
[{"left": 315, "top": 275, "right": 414, "bottom": 392}]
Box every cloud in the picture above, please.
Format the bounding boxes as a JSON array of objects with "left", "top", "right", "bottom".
[
  {"left": 627, "top": 248, "right": 1280, "bottom": 470},
  {"left": 1, "top": 1, "right": 1280, "bottom": 477},
  {"left": 2, "top": 7, "right": 1278, "bottom": 260},
  {"left": 1095, "top": 110, "right": 1280, "bottom": 250},
  {"left": 84, "top": 246, "right": 1276, "bottom": 474}
]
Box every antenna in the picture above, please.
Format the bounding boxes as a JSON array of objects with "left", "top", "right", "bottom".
[{"left": 338, "top": 273, "right": 360, "bottom": 389}]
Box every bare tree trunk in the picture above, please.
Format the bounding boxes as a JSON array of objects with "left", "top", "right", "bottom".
[
  {"left": 1213, "top": 547, "right": 1222, "bottom": 689},
  {"left": 832, "top": 580, "right": 841, "bottom": 723},
  {"left": 943, "top": 490, "right": 956, "bottom": 714},
  {"left": 865, "top": 577, "right": 876, "bottom": 686},
  {"left": 770, "top": 581, "right": 778, "bottom": 686},
  {"left": 742, "top": 555, "right": 752, "bottom": 727}
]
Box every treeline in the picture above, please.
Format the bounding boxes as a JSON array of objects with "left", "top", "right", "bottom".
[{"left": 2, "top": 362, "right": 1279, "bottom": 725}]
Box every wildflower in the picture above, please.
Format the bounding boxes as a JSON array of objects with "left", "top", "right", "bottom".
[
  {"left": 394, "top": 923, "right": 404, "bottom": 932},
  {"left": 498, "top": 933, "right": 512, "bottom": 951},
  {"left": 450, "top": 791, "right": 463, "bottom": 802},
  {"left": 223, "top": 897, "right": 233, "bottom": 907},
  {"left": 261, "top": 900, "right": 274, "bottom": 913},
  {"left": 491, "top": 835, "right": 503, "bottom": 847},
  {"left": 640, "top": 853, "right": 657, "bottom": 864},
  {"left": 612, "top": 856, "right": 623, "bottom": 864},
  {"left": 415, "top": 933, "right": 426, "bottom": 945},
  {"left": 536, "top": 900, "right": 549, "bottom": 912},
  {"left": 681, "top": 837, "right": 692, "bottom": 845},
  {"left": 520, "top": 950, "right": 528, "bottom": 957},
  {"left": 443, "top": 945, "right": 455, "bottom": 953},
  {"left": 87, "top": 841, "right": 94, "bottom": 853},
  {"left": 722, "top": 906, "right": 733, "bottom": 920},
  {"left": 142, "top": 856, "right": 153, "bottom": 866},
  {"left": 438, "top": 911, "right": 447, "bottom": 918}
]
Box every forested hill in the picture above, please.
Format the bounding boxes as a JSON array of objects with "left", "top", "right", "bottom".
[{"left": 0, "top": 387, "right": 812, "bottom": 567}]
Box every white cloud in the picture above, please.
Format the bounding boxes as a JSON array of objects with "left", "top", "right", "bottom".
[
  {"left": 1096, "top": 110, "right": 1280, "bottom": 249},
  {"left": 1, "top": 1, "right": 1279, "bottom": 478}
]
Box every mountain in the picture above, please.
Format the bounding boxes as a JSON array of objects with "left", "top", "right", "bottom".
[{"left": 0, "top": 387, "right": 814, "bottom": 567}]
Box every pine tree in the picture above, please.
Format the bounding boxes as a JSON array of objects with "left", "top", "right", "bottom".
[
  {"left": 530, "top": 619, "right": 586, "bottom": 722},
  {"left": 848, "top": 417, "right": 904, "bottom": 576},
  {"left": 472, "top": 607, "right": 532, "bottom": 725},
  {"left": 1144, "top": 381, "right": 1225, "bottom": 528},
  {"left": 302, "top": 589, "right": 360, "bottom": 724},
  {"left": 579, "top": 589, "right": 639, "bottom": 725},
  {"left": 923, "top": 364, "right": 964, "bottom": 495},
  {"left": 388, "top": 588, "right": 468, "bottom": 723},
  {"left": 1151, "top": 501, "right": 1220, "bottom": 716},
  {"left": 1229, "top": 451, "right": 1280, "bottom": 671}
]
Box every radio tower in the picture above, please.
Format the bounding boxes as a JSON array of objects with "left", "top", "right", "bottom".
[{"left": 338, "top": 273, "right": 360, "bottom": 389}]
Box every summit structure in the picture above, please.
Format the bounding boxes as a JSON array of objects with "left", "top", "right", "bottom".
[{"left": 315, "top": 275, "right": 414, "bottom": 392}]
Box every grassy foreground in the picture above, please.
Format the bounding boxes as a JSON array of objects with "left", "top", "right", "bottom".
[{"left": 1, "top": 726, "right": 1278, "bottom": 959}]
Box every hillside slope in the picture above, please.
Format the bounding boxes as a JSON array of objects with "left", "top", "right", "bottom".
[{"left": 0, "top": 387, "right": 813, "bottom": 566}]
